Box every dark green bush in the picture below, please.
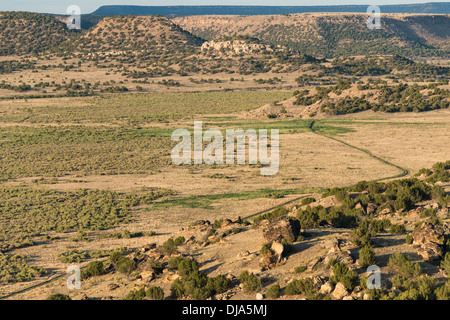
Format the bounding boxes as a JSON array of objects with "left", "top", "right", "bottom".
[
  {"left": 117, "top": 257, "right": 136, "bottom": 275},
  {"left": 389, "top": 224, "right": 406, "bottom": 234},
  {"left": 358, "top": 245, "right": 376, "bottom": 267},
  {"left": 239, "top": 270, "right": 261, "bottom": 293},
  {"left": 46, "top": 293, "right": 71, "bottom": 300},
  {"left": 125, "top": 288, "right": 146, "bottom": 300},
  {"left": 82, "top": 260, "right": 105, "bottom": 280},
  {"left": 329, "top": 262, "right": 359, "bottom": 291},
  {"left": 387, "top": 253, "right": 422, "bottom": 277},
  {"left": 146, "top": 286, "right": 164, "bottom": 300},
  {"left": 265, "top": 284, "right": 281, "bottom": 299}
]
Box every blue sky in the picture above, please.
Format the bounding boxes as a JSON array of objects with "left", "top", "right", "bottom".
[{"left": 1, "top": 1, "right": 448, "bottom": 14}]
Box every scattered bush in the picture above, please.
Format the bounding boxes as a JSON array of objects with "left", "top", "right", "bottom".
[
  {"left": 239, "top": 271, "right": 261, "bottom": 293},
  {"left": 46, "top": 293, "right": 71, "bottom": 300},
  {"left": 358, "top": 245, "right": 376, "bottom": 267},
  {"left": 146, "top": 286, "right": 165, "bottom": 300},
  {"left": 265, "top": 284, "right": 281, "bottom": 299},
  {"left": 387, "top": 253, "right": 422, "bottom": 277}
]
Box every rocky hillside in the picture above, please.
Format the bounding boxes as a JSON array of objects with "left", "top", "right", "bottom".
[
  {"left": 0, "top": 12, "right": 74, "bottom": 56},
  {"left": 66, "top": 15, "right": 204, "bottom": 57},
  {"left": 173, "top": 13, "right": 450, "bottom": 59}
]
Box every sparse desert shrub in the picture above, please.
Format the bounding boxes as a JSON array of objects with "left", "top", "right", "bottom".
[
  {"left": 125, "top": 288, "right": 146, "bottom": 300},
  {"left": 440, "top": 252, "right": 450, "bottom": 275},
  {"left": 46, "top": 293, "right": 71, "bottom": 300},
  {"left": 387, "top": 253, "right": 422, "bottom": 277},
  {"left": 82, "top": 260, "right": 105, "bottom": 280},
  {"left": 389, "top": 224, "right": 406, "bottom": 234},
  {"left": 260, "top": 243, "right": 273, "bottom": 256},
  {"left": 239, "top": 270, "right": 261, "bottom": 293},
  {"left": 206, "top": 275, "right": 231, "bottom": 294},
  {"left": 117, "top": 257, "right": 137, "bottom": 275},
  {"left": 329, "top": 262, "right": 359, "bottom": 291},
  {"left": 168, "top": 256, "right": 186, "bottom": 269},
  {"left": 300, "top": 197, "right": 316, "bottom": 206},
  {"left": 146, "top": 286, "right": 165, "bottom": 300},
  {"left": 170, "top": 257, "right": 229, "bottom": 300},
  {"left": 295, "top": 265, "right": 307, "bottom": 273},
  {"left": 254, "top": 207, "right": 288, "bottom": 224},
  {"left": 57, "top": 249, "right": 89, "bottom": 263},
  {"left": 358, "top": 245, "right": 376, "bottom": 267},
  {"left": 162, "top": 236, "right": 185, "bottom": 255},
  {"left": 405, "top": 235, "right": 413, "bottom": 244},
  {"left": 285, "top": 277, "right": 321, "bottom": 299},
  {"left": 109, "top": 250, "right": 124, "bottom": 264},
  {"left": 435, "top": 282, "right": 450, "bottom": 300},
  {"left": 265, "top": 284, "right": 281, "bottom": 299}
]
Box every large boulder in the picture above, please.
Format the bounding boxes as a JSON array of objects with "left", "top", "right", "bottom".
[
  {"left": 262, "top": 218, "right": 300, "bottom": 243},
  {"left": 411, "top": 222, "right": 449, "bottom": 246},
  {"left": 411, "top": 222, "right": 450, "bottom": 261},
  {"left": 331, "top": 282, "right": 348, "bottom": 300}
]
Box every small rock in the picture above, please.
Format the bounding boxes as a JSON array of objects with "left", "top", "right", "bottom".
[
  {"left": 256, "top": 293, "right": 264, "bottom": 300},
  {"left": 107, "top": 283, "right": 120, "bottom": 291}
]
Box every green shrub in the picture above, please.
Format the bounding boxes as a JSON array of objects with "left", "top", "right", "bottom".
[
  {"left": 117, "top": 257, "right": 136, "bottom": 275},
  {"left": 265, "top": 284, "right": 281, "bottom": 299},
  {"left": 168, "top": 256, "right": 186, "bottom": 269},
  {"left": 405, "top": 235, "right": 413, "bottom": 244},
  {"left": 146, "top": 286, "right": 165, "bottom": 300},
  {"left": 57, "top": 249, "right": 89, "bottom": 263},
  {"left": 109, "top": 250, "right": 124, "bottom": 264},
  {"left": 206, "top": 275, "right": 231, "bottom": 294},
  {"left": 239, "top": 271, "right": 261, "bottom": 293},
  {"left": 82, "top": 260, "right": 105, "bottom": 280},
  {"left": 435, "top": 282, "right": 450, "bottom": 300},
  {"left": 295, "top": 265, "right": 307, "bottom": 273},
  {"left": 125, "top": 288, "right": 146, "bottom": 300},
  {"left": 389, "top": 224, "right": 406, "bottom": 234},
  {"left": 329, "top": 262, "right": 359, "bottom": 291},
  {"left": 162, "top": 237, "right": 185, "bottom": 255},
  {"left": 440, "top": 252, "right": 450, "bottom": 275},
  {"left": 254, "top": 207, "right": 288, "bottom": 224},
  {"left": 260, "top": 243, "right": 273, "bottom": 256},
  {"left": 285, "top": 278, "right": 321, "bottom": 299},
  {"left": 46, "top": 293, "right": 71, "bottom": 300},
  {"left": 359, "top": 245, "right": 376, "bottom": 267},
  {"left": 300, "top": 197, "right": 316, "bottom": 206},
  {"left": 387, "top": 253, "right": 422, "bottom": 277}
]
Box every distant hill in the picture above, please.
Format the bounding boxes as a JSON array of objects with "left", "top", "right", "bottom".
[
  {"left": 91, "top": 3, "right": 450, "bottom": 16},
  {"left": 0, "top": 11, "right": 74, "bottom": 56},
  {"left": 65, "top": 15, "right": 203, "bottom": 56},
  {"left": 174, "top": 13, "right": 450, "bottom": 59}
]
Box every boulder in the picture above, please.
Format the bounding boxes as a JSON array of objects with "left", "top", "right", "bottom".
[
  {"left": 331, "top": 282, "right": 348, "bottom": 300},
  {"left": 411, "top": 222, "right": 450, "bottom": 261},
  {"left": 412, "top": 222, "right": 449, "bottom": 246},
  {"left": 417, "top": 242, "right": 443, "bottom": 261},
  {"left": 262, "top": 218, "right": 300, "bottom": 243},
  {"left": 271, "top": 241, "right": 285, "bottom": 263},
  {"left": 319, "top": 282, "right": 334, "bottom": 294}
]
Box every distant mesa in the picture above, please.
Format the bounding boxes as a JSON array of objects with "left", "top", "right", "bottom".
[{"left": 91, "top": 3, "right": 450, "bottom": 16}]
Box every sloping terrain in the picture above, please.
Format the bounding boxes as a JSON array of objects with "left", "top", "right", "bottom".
[
  {"left": 0, "top": 12, "right": 74, "bottom": 56},
  {"left": 174, "top": 13, "right": 450, "bottom": 58}
]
